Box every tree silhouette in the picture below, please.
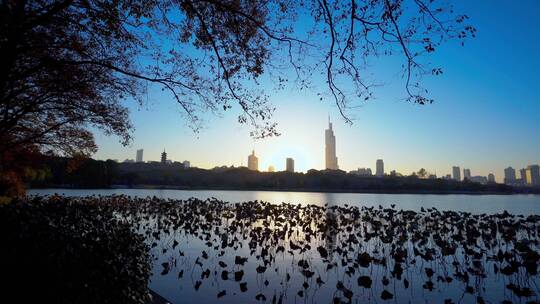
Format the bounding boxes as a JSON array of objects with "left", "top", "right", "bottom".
[{"left": 0, "top": 0, "right": 475, "bottom": 157}]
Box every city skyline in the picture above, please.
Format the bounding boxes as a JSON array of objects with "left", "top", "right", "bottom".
[
  {"left": 119, "top": 143, "right": 540, "bottom": 185},
  {"left": 96, "top": 112, "right": 539, "bottom": 182},
  {"left": 92, "top": 1, "right": 540, "bottom": 180},
  {"left": 116, "top": 122, "right": 540, "bottom": 185}
]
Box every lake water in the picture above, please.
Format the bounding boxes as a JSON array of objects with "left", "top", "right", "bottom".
[
  {"left": 28, "top": 188, "right": 540, "bottom": 215},
  {"left": 27, "top": 189, "right": 540, "bottom": 303}
]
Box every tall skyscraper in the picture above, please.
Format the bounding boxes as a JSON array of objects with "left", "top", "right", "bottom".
[
  {"left": 520, "top": 168, "right": 528, "bottom": 185},
  {"left": 248, "top": 150, "right": 259, "bottom": 171},
  {"left": 325, "top": 120, "right": 338, "bottom": 170},
  {"left": 136, "top": 149, "right": 144, "bottom": 162},
  {"left": 504, "top": 167, "right": 516, "bottom": 184},
  {"left": 488, "top": 173, "right": 495, "bottom": 183},
  {"left": 376, "top": 159, "right": 384, "bottom": 177},
  {"left": 452, "top": 166, "right": 461, "bottom": 181},
  {"left": 286, "top": 158, "right": 294, "bottom": 172},
  {"left": 526, "top": 165, "right": 540, "bottom": 186},
  {"left": 463, "top": 168, "right": 471, "bottom": 180}
]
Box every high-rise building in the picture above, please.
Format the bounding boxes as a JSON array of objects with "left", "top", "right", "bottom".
[
  {"left": 136, "top": 149, "right": 144, "bottom": 162},
  {"left": 463, "top": 168, "right": 471, "bottom": 180},
  {"left": 376, "top": 159, "right": 384, "bottom": 177},
  {"left": 286, "top": 158, "right": 294, "bottom": 172},
  {"left": 488, "top": 173, "right": 495, "bottom": 183},
  {"left": 526, "top": 165, "right": 540, "bottom": 186},
  {"left": 325, "top": 120, "right": 338, "bottom": 170},
  {"left": 452, "top": 166, "right": 461, "bottom": 181},
  {"left": 183, "top": 160, "right": 190, "bottom": 168},
  {"left": 520, "top": 168, "right": 528, "bottom": 185},
  {"left": 504, "top": 167, "right": 516, "bottom": 184},
  {"left": 248, "top": 150, "right": 259, "bottom": 171},
  {"left": 161, "top": 149, "right": 167, "bottom": 164}
]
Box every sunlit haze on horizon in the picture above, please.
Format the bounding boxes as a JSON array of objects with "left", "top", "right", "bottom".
[{"left": 93, "top": 0, "right": 540, "bottom": 182}]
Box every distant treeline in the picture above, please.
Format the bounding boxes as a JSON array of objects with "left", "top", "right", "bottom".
[
  {"left": 29, "top": 157, "right": 119, "bottom": 188},
  {"left": 28, "top": 157, "right": 540, "bottom": 194}
]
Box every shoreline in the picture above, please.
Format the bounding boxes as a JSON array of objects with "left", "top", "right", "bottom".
[{"left": 28, "top": 184, "right": 540, "bottom": 195}]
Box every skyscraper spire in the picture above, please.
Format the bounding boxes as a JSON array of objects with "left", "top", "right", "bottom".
[{"left": 328, "top": 115, "right": 332, "bottom": 130}]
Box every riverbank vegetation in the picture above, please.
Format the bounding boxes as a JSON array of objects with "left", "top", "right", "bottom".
[{"left": 0, "top": 196, "right": 151, "bottom": 304}]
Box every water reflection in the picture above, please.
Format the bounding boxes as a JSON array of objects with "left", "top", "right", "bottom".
[
  {"left": 108, "top": 197, "right": 537, "bottom": 304},
  {"left": 19, "top": 193, "right": 540, "bottom": 303},
  {"left": 28, "top": 188, "right": 540, "bottom": 215},
  {"left": 323, "top": 202, "right": 338, "bottom": 257}
]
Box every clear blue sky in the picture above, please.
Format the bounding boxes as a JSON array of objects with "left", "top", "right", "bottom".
[{"left": 94, "top": 0, "right": 539, "bottom": 182}]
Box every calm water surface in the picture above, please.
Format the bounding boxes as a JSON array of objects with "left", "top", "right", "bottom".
[
  {"left": 27, "top": 189, "right": 540, "bottom": 303},
  {"left": 28, "top": 188, "right": 540, "bottom": 215}
]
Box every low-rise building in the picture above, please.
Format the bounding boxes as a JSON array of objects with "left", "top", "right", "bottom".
[
  {"left": 350, "top": 168, "right": 372, "bottom": 176},
  {"left": 470, "top": 176, "right": 488, "bottom": 184}
]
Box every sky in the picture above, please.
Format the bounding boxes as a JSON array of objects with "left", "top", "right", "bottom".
[{"left": 94, "top": 0, "right": 540, "bottom": 182}]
